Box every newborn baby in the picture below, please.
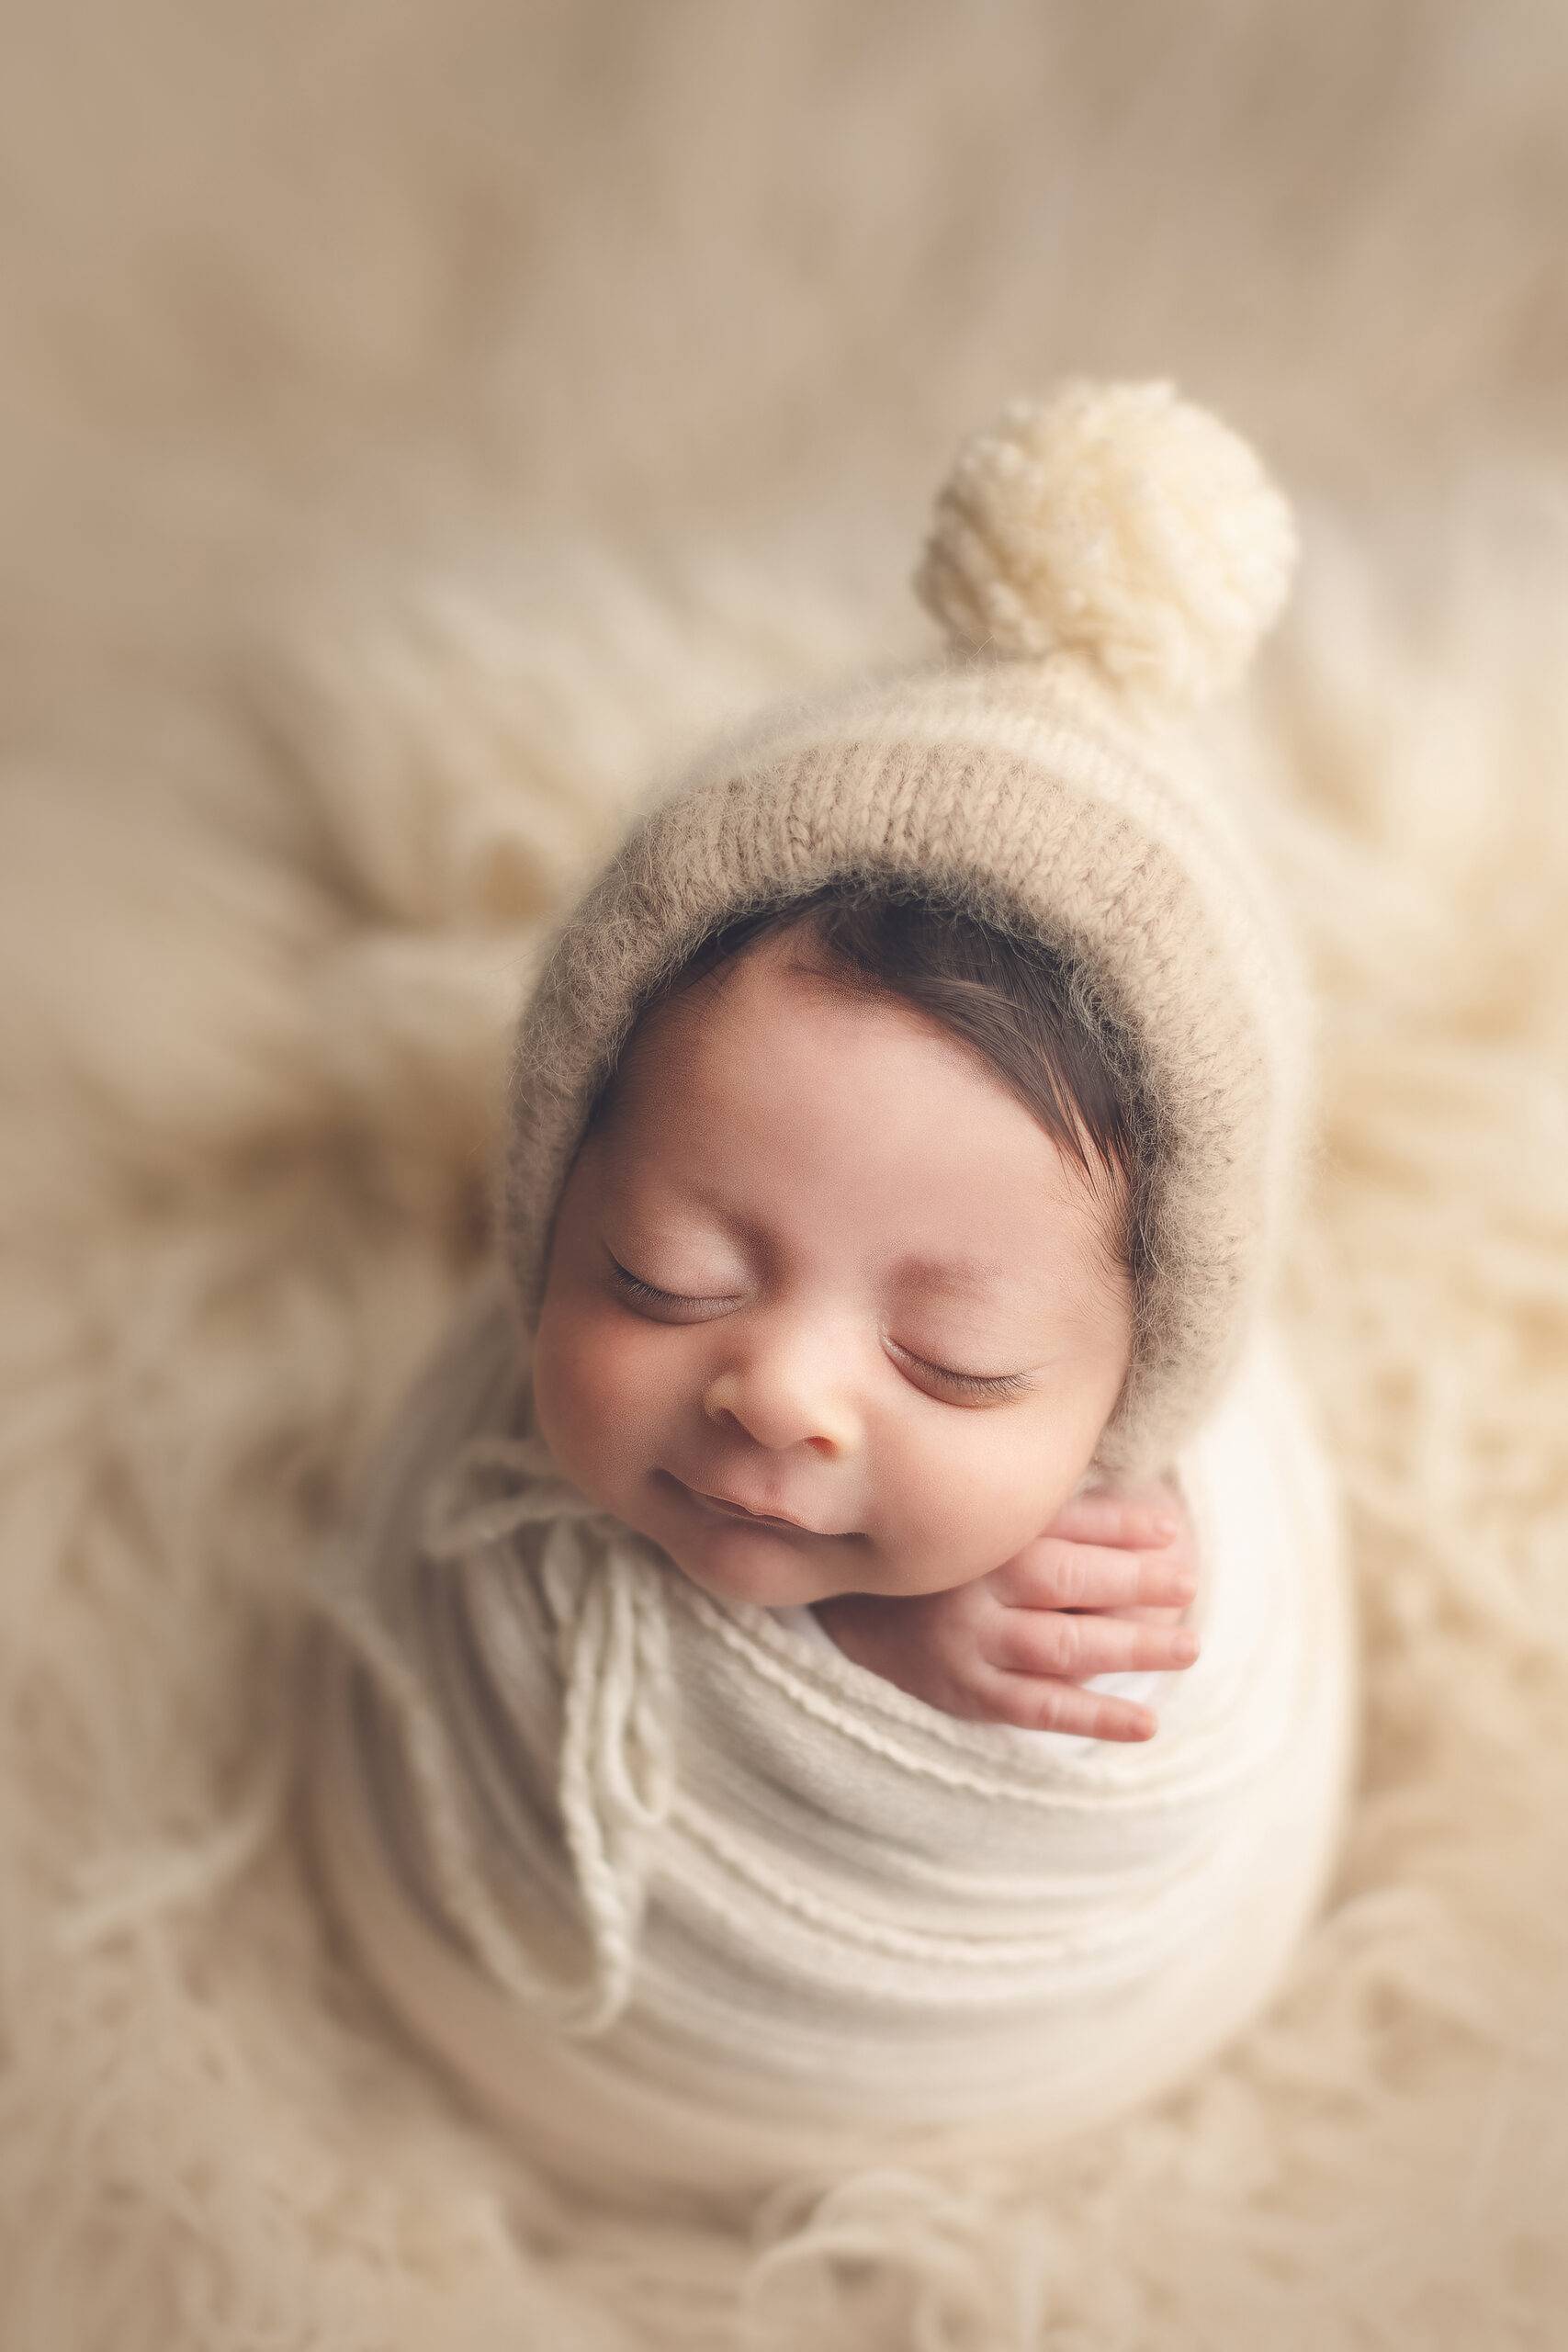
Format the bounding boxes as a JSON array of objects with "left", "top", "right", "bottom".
[
  {"left": 531, "top": 888, "right": 1201, "bottom": 1747},
  {"left": 298, "top": 379, "right": 1357, "bottom": 2213}
]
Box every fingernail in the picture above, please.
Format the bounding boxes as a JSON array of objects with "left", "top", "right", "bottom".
[
  {"left": 1174, "top": 1632, "right": 1200, "bottom": 1662},
  {"left": 1152, "top": 1515, "right": 1179, "bottom": 1540}
]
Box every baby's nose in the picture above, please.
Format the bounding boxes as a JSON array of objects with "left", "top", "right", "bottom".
[{"left": 703, "top": 1359, "right": 859, "bottom": 1457}]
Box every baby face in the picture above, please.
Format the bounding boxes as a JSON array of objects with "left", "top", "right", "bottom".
[{"left": 531, "top": 929, "right": 1134, "bottom": 1610}]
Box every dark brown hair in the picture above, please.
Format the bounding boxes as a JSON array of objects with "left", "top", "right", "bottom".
[{"left": 583, "top": 873, "right": 1155, "bottom": 1327}]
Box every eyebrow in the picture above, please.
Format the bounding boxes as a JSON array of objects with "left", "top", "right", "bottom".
[
  {"left": 613, "top": 1160, "right": 1021, "bottom": 1303},
  {"left": 888, "top": 1250, "right": 1014, "bottom": 1300},
  {"left": 602, "top": 1148, "right": 1053, "bottom": 1317}
]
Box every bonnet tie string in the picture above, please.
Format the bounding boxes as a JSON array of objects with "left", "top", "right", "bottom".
[{"left": 310, "top": 1425, "right": 675, "bottom": 2038}]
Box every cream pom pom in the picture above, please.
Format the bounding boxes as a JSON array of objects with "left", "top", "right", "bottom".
[{"left": 912, "top": 378, "right": 1299, "bottom": 707}]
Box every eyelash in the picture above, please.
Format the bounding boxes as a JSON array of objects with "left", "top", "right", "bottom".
[{"left": 604, "top": 1257, "right": 1031, "bottom": 1401}]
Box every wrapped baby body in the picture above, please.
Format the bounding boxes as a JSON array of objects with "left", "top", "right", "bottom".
[
  {"left": 292, "top": 379, "right": 1362, "bottom": 2211},
  {"left": 299, "top": 1266, "right": 1355, "bottom": 2210}
]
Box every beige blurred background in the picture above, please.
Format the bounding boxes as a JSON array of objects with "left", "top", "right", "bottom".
[{"left": 4, "top": 0, "right": 1565, "bottom": 743}]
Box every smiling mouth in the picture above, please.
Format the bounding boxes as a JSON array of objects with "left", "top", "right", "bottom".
[
  {"left": 695, "top": 1488, "right": 810, "bottom": 1531},
  {"left": 668, "top": 1474, "right": 821, "bottom": 1534}
]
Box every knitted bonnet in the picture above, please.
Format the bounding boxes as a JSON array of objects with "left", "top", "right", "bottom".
[{"left": 498, "top": 378, "right": 1315, "bottom": 1482}]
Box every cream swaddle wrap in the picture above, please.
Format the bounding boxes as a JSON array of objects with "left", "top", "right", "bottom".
[
  {"left": 301, "top": 1263, "right": 1355, "bottom": 2208},
  {"left": 295, "top": 379, "right": 1360, "bottom": 2207}
]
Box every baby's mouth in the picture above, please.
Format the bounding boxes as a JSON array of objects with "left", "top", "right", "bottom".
[
  {"left": 688, "top": 1481, "right": 811, "bottom": 1532},
  {"left": 662, "top": 1470, "right": 855, "bottom": 1538}
]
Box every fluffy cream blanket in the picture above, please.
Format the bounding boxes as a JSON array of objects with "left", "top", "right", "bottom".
[{"left": 3, "top": 7, "right": 1567, "bottom": 2344}]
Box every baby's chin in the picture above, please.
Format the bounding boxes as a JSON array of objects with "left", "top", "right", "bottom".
[{"left": 634, "top": 1467, "right": 871, "bottom": 1608}]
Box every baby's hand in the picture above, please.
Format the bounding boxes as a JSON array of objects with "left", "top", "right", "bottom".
[{"left": 813, "top": 1474, "right": 1200, "bottom": 1741}]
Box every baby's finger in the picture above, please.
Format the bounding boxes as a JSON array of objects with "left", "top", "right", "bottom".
[
  {"left": 1044, "top": 1487, "right": 1181, "bottom": 1553},
  {"left": 1000, "top": 1538, "right": 1196, "bottom": 1613},
  {"left": 976, "top": 1668, "right": 1158, "bottom": 1743},
  {"left": 1100, "top": 1598, "right": 1194, "bottom": 1628},
  {"left": 988, "top": 1606, "right": 1200, "bottom": 1682}
]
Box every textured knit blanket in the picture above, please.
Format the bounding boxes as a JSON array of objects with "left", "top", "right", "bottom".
[{"left": 299, "top": 1262, "right": 1358, "bottom": 2210}]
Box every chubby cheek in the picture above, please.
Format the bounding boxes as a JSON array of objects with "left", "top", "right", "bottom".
[
  {"left": 882, "top": 1447, "right": 1045, "bottom": 1591},
  {"left": 872, "top": 1413, "right": 1099, "bottom": 1595},
  {"left": 531, "top": 1296, "right": 660, "bottom": 1512}
]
